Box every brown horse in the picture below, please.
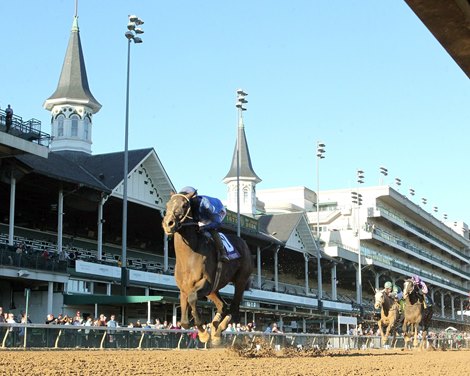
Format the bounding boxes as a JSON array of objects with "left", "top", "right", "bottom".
[
  {"left": 402, "top": 279, "right": 433, "bottom": 349},
  {"left": 162, "top": 192, "right": 253, "bottom": 345},
  {"left": 374, "top": 288, "right": 400, "bottom": 347}
]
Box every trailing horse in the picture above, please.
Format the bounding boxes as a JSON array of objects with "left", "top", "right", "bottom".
[
  {"left": 402, "top": 279, "right": 433, "bottom": 349},
  {"left": 373, "top": 288, "right": 400, "bottom": 347},
  {"left": 162, "top": 191, "right": 253, "bottom": 345}
]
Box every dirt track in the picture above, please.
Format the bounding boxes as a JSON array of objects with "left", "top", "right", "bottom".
[{"left": 0, "top": 348, "right": 467, "bottom": 376}]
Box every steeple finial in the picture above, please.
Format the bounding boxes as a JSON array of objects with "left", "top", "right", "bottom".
[{"left": 75, "top": 0, "right": 78, "bottom": 18}]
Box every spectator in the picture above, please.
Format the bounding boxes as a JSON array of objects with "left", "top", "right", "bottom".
[
  {"left": 73, "top": 311, "right": 83, "bottom": 325},
  {"left": 6, "top": 313, "right": 17, "bottom": 346},
  {"left": 98, "top": 314, "right": 107, "bottom": 326},
  {"left": 154, "top": 318, "right": 164, "bottom": 329},
  {"left": 271, "top": 322, "right": 282, "bottom": 333},
  {"left": 5, "top": 104, "right": 13, "bottom": 132},
  {"left": 83, "top": 316, "right": 94, "bottom": 348},
  {"left": 187, "top": 326, "right": 199, "bottom": 349},
  {"left": 106, "top": 314, "right": 118, "bottom": 347},
  {"left": 18, "top": 314, "right": 28, "bottom": 345},
  {"left": 45, "top": 313, "right": 56, "bottom": 324}
]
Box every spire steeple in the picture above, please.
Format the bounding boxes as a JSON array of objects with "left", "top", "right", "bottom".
[
  {"left": 223, "top": 107, "right": 261, "bottom": 216},
  {"left": 44, "top": 10, "right": 101, "bottom": 154}
]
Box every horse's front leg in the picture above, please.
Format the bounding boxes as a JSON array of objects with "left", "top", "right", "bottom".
[
  {"left": 179, "top": 292, "right": 190, "bottom": 329},
  {"left": 383, "top": 323, "right": 391, "bottom": 345},
  {"left": 187, "top": 291, "right": 210, "bottom": 344},
  {"left": 377, "top": 319, "right": 386, "bottom": 344},
  {"left": 413, "top": 324, "right": 419, "bottom": 348}
]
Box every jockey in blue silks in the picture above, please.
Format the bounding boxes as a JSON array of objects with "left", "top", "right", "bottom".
[{"left": 179, "top": 186, "right": 229, "bottom": 262}]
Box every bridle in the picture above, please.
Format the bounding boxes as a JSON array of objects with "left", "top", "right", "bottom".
[{"left": 168, "top": 194, "right": 196, "bottom": 231}]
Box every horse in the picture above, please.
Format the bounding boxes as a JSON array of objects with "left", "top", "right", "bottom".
[
  {"left": 162, "top": 191, "right": 253, "bottom": 345},
  {"left": 373, "top": 288, "right": 400, "bottom": 347},
  {"left": 402, "top": 279, "right": 433, "bottom": 349}
]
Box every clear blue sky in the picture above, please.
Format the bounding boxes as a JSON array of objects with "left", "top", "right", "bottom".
[{"left": 4, "top": 1, "right": 470, "bottom": 224}]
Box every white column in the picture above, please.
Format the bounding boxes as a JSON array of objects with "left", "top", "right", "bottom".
[
  {"left": 163, "top": 233, "right": 169, "bottom": 272},
  {"left": 8, "top": 176, "right": 16, "bottom": 246},
  {"left": 304, "top": 253, "right": 309, "bottom": 294},
  {"left": 97, "top": 197, "right": 104, "bottom": 259},
  {"left": 355, "top": 265, "right": 361, "bottom": 305},
  {"left": 460, "top": 300, "right": 464, "bottom": 321},
  {"left": 375, "top": 273, "right": 380, "bottom": 289},
  {"left": 302, "top": 318, "right": 306, "bottom": 333},
  {"left": 451, "top": 295, "right": 455, "bottom": 319},
  {"left": 331, "top": 263, "right": 337, "bottom": 300},
  {"left": 257, "top": 246, "right": 262, "bottom": 289},
  {"left": 274, "top": 247, "right": 279, "bottom": 292},
  {"left": 106, "top": 283, "right": 111, "bottom": 296},
  {"left": 145, "top": 288, "right": 151, "bottom": 323},
  {"left": 47, "top": 281, "right": 54, "bottom": 315},
  {"left": 440, "top": 293, "right": 445, "bottom": 317},
  {"left": 172, "top": 303, "right": 177, "bottom": 326},
  {"left": 57, "top": 189, "right": 64, "bottom": 254}
]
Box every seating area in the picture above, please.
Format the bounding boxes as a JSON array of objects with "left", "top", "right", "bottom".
[
  {"left": 1, "top": 227, "right": 371, "bottom": 312},
  {"left": 0, "top": 229, "right": 171, "bottom": 275}
]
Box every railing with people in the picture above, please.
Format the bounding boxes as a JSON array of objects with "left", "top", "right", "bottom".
[
  {"left": 0, "top": 244, "right": 67, "bottom": 273},
  {"left": 0, "top": 108, "right": 50, "bottom": 146},
  {"left": 1, "top": 323, "right": 469, "bottom": 350}
]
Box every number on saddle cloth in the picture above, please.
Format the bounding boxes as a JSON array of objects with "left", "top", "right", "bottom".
[{"left": 219, "top": 233, "right": 240, "bottom": 261}]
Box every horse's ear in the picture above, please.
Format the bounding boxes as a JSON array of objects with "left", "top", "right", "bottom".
[
  {"left": 187, "top": 191, "right": 196, "bottom": 199},
  {"left": 170, "top": 191, "right": 175, "bottom": 197}
]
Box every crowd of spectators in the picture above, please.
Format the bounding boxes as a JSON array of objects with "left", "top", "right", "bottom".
[{"left": 1, "top": 307, "right": 469, "bottom": 350}]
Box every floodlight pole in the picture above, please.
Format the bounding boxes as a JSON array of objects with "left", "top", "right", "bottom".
[{"left": 122, "top": 15, "right": 144, "bottom": 296}]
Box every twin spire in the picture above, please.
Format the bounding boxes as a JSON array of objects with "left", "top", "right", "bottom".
[{"left": 44, "top": 12, "right": 101, "bottom": 154}]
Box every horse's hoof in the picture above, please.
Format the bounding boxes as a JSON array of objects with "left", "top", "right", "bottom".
[{"left": 198, "top": 330, "right": 210, "bottom": 344}]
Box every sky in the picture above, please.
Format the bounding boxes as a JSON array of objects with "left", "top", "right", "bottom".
[{"left": 4, "top": 1, "right": 470, "bottom": 224}]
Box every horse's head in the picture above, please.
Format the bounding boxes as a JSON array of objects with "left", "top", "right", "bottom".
[
  {"left": 403, "top": 279, "right": 415, "bottom": 299},
  {"left": 374, "top": 288, "right": 384, "bottom": 309},
  {"left": 162, "top": 192, "right": 195, "bottom": 235}
]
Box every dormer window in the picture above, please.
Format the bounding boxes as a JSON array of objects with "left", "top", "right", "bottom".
[
  {"left": 71, "top": 115, "right": 79, "bottom": 137},
  {"left": 57, "top": 115, "right": 64, "bottom": 137},
  {"left": 84, "top": 118, "right": 90, "bottom": 140}
]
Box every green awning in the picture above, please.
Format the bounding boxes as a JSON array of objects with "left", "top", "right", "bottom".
[{"left": 64, "top": 295, "right": 163, "bottom": 305}]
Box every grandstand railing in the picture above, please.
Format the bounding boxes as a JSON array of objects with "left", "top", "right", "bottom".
[
  {"left": 0, "top": 108, "right": 51, "bottom": 146},
  {"left": 0, "top": 245, "right": 67, "bottom": 273},
  {"left": 0, "top": 324, "right": 468, "bottom": 350}
]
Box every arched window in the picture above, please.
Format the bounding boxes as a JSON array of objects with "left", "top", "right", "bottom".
[
  {"left": 71, "top": 115, "right": 79, "bottom": 137},
  {"left": 57, "top": 115, "right": 64, "bottom": 137},
  {"left": 243, "top": 186, "right": 249, "bottom": 204},
  {"left": 84, "top": 118, "right": 90, "bottom": 140}
]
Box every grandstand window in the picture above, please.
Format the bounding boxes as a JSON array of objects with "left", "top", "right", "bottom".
[{"left": 67, "top": 279, "right": 91, "bottom": 294}]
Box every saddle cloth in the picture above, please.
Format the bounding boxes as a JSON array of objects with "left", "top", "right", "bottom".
[{"left": 219, "top": 233, "right": 240, "bottom": 260}]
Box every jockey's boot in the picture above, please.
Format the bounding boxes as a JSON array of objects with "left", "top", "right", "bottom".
[{"left": 209, "top": 229, "right": 229, "bottom": 262}]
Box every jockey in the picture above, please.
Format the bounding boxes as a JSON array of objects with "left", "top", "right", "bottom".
[
  {"left": 411, "top": 275, "right": 432, "bottom": 308},
  {"left": 179, "top": 186, "right": 229, "bottom": 262},
  {"left": 383, "top": 281, "right": 403, "bottom": 302},
  {"left": 383, "top": 281, "right": 393, "bottom": 298}
]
